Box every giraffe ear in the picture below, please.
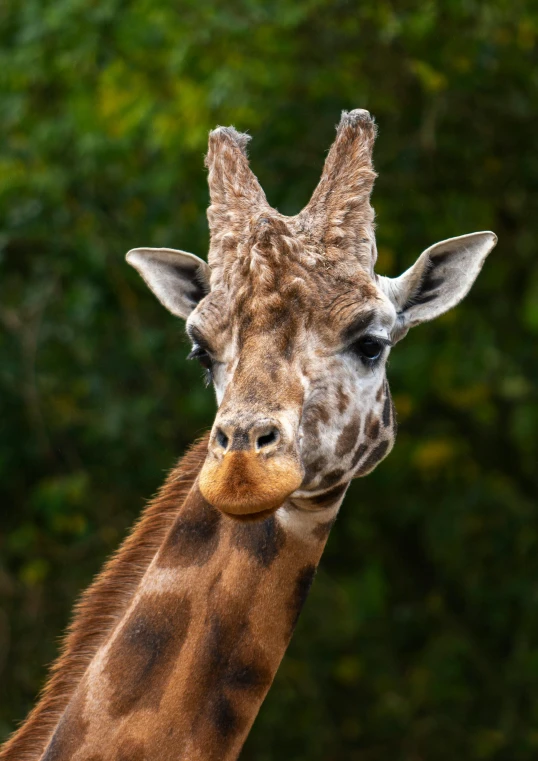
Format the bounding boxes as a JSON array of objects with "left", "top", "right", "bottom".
[
  {"left": 126, "top": 247, "right": 211, "bottom": 319},
  {"left": 378, "top": 232, "right": 497, "bottom": 342}
]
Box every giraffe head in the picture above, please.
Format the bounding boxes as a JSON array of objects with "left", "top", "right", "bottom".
[{"left": 127, "top": 110, "right": 496, "bottom": 518}]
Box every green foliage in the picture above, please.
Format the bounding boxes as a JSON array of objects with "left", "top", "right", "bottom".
[{"left": 1, "top": 0, "right": 537, "bottom": 757}]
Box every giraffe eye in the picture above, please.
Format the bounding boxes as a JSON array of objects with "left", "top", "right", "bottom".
[
  {"left": 353, "top": 336, "right": 384, "bottom": 363},
  {"left": 188, "top": 345, "right": 213, "bottom": 371}
]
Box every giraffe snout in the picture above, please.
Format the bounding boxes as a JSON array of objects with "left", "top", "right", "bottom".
[{"left": 199, "top": 417, "right": 303, "bottom": 516}]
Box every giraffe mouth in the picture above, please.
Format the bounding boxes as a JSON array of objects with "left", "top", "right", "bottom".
[
  {"left": 224, "top": 507, "right": 277, "bottom": 523},
  {"left": 198, "top": 450, "right": 304, "bottom": 516}
]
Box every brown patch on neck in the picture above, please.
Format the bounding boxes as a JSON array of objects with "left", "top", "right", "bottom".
[
  {"left": 186, "top": 582, "right": 274, "bottom": 756},
  {"left": 0, "top": 435, "right": 210, "bottom": 761},
  {"left": 231, "top": 513, "right": 286, "bottom": 568},
  {"left": 164, "top": 524, "right": 327, "bottom": 761},
  {"left": 115, "top": 739, "right": 146, "bottom": 761},
  {"left": 105, "top": 592, "right": 192, "bottom": 718},
  {"left": 158, "top": 493, "right": 222, "bottom": 568}
]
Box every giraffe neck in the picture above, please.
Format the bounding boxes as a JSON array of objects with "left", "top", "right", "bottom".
[
  {"left": 0, "top": 438, "right": 209, "bottom": 761},
  {"left": 37, "top": 478, "right": 343, "bottom": 761}
]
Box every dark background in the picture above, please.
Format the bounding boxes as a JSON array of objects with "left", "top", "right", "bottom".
[{"left": 1, "top": 1, "right": 538, "bottom": 758}]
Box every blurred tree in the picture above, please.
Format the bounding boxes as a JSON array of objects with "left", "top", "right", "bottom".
[{"left": 1, "top": 0, "right": 537, "bottom": 758}]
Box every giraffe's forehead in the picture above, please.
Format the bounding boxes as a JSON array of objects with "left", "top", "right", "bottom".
[{"left": 195, "top": 231, "right": 386, "bottom": 352}]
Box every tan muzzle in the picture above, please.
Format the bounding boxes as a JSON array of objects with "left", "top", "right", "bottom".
[
  {"left": 199, "top": 420, "right": 303, "bottom": 516},
  {"left": 199, "top": 452, "right": 303, "bottom": 516}
]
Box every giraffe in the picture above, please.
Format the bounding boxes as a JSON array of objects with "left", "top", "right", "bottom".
[{"left": 0, "top": 110, "right": 497, "bottom": 761}]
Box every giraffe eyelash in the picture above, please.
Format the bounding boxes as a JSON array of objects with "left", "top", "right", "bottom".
[{"left": 187, "top": 344, "right": 216, "bottom": 386}]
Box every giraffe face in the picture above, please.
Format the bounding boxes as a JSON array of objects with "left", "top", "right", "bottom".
[
  {"left": 184, "top": 218, "right": 398, "bottom": 515},
  {"left": 127, "top": 110, "right": 497, "bottom": 517}
]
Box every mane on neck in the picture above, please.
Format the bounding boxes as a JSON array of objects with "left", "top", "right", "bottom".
[{"left": 0, "top": 434, "right": 210, "bottom": 761}]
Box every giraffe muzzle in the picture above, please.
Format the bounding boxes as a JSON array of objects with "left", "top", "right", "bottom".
[{"left": 199, "top": 419, "right": 304, "bottom": 516}]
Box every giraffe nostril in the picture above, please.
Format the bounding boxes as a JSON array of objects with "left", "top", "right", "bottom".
[
  {"left": 216, "top": 428, "right": 229, "bottom": 450},
  {"left": 256, "top": 428, "right": 279, "bottom": 450}
]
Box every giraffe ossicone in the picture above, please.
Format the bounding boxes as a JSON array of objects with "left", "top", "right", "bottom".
[{"left": 1, "top": 109, "right": 497, "bottom": 761}]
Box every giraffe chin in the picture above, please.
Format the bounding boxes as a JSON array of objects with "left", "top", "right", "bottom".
[{"left": 198, "top": 451, "right": 303, "bottom": 517}]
